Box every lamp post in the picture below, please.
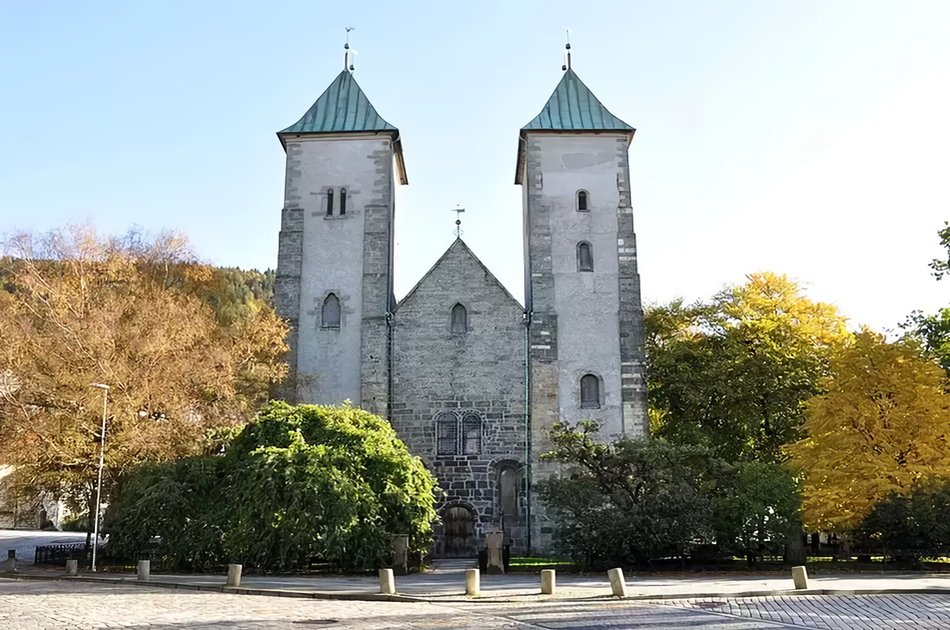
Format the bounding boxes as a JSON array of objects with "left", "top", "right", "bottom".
[{"left": 90, "top": 383, "right": 109, "bottom": 572}]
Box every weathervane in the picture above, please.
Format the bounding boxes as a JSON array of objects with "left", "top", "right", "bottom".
[
  {"left": 344, "top": 26, "right": 356, "bottom": 72},
  {"left": 561, "top": 28, "right": 572, "bottom": 71},
  {"left": 452, "top": 204, "right": 465, "bottom": 238}
]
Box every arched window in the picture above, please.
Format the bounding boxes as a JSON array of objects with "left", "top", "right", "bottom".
[
  {"left": 436, "top": 411, "right": 458, "bottom": 455},
  {"left": 322, "top": 293, "right": 341, "bottom": 328},
  {"left": 580, "top": 373, "right": 600, "bottom": 409},
  {"left": 326, "top": 189, "right": 334, "bottom": 217},
  {"left": 499, "top": 467, "right": 519, "bottom": 516},
  {"left": 576, "top": 190, "right": 589, "bottom": 212},
  {"left": 577, "top": 242, "right": 594, "bottom": 272},
  {"left": 461, "top": 413, "right": 482, "bottom": 455},
  {"left": 451, "top": 303, "right": 468, "bottom": 334},
  {"left": 339, "top": 187, "right": 347, "bottom": 216}
]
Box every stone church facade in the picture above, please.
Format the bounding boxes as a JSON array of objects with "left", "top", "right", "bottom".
[{"left": 274, "top": 60, "right": 647, "bottom": 555}]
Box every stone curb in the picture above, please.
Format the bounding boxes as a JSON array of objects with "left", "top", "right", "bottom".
[{"left": 4, "top": 572, "right": 950, "bottom": 604}]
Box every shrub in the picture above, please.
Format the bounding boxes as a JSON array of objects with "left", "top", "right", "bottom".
[
  {"left": 105, "top": 402, "right": 438, "bottom": 572},
  {"left": 856, "top": 479, "right": 950, "bottom": 563}
]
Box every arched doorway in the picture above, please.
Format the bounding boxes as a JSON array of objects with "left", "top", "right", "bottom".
[{"left": 442, "top": 505, "right": 475, "bottom": 557}]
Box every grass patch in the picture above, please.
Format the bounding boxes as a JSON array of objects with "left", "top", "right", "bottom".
[{"left": 507, "top": 556, "right": 577, "bottom": 572}]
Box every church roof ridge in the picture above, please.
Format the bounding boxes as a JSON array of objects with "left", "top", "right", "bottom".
[
  {"left": 395, "top": 238, "right": 523, "bottom": 312},
  {"left": 521, "top": 69, "right": 634, "bottom": 132},
  {"left": 278, "top": 70, "right": 398, "bottom": 136}
]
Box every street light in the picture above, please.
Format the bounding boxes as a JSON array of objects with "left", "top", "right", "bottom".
[{"left": 90, "top": 383, "right": 109, "bottom": 572}]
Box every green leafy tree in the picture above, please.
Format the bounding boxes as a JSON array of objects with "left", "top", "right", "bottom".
[
  {"left": 106, "top": 402, "right": 438, "bottom": 572},
  {"left": 647, "top": 273, "right": 850, "bottom": 463},
  {"left": 539, "top": 421, "right": 718, "bottom": 568},
  {"left": 711, "top": 461, "right": 800, "bottom": 566}
]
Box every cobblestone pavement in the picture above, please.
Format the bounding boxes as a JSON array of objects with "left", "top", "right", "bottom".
[{"left": 3, "top": 578, "right": 950, "bottom": 629}]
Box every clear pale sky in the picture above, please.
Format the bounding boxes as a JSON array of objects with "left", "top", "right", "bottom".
[{"left": 1, "top": 1, "right": 948, "bottom": 332}]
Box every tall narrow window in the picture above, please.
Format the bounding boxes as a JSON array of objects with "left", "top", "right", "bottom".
[
  {"left": 576, "top": 190, "right": 589, "bottom": 212},
  {"left": 339, "top": 188, "right": 347, "bottom": 216},
  {"left": 577, "top": 242, "right": 594, "bottom": 272},
  {"left": 436, "top": 412, "right": 458, "bottom": 455},
  {"left": 462, "top": 413, "right": 482, "bottom": 455},
  {"left": 322, "top": 293, "right": 341, "bottom": 328},
  {"left": 500, "top": 467, "right": 519, "bottom": 516},
  {"left": 580, "top": 374, "right": 600, "bottom": 409},
  {"left": 451, "top": 303, "right": 467, "bottom": 334},
  {"left": 326, "top": 189, "right": 334, "bottom": 217}
]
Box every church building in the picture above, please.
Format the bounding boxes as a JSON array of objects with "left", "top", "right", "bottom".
[{"left": 273, "top": 48, "right": 648, "bottom": 555}]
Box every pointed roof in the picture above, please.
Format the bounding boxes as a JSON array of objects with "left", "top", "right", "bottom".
[
  {"left": 278, "top": 70, "right": 407, "bottom": 184},
  {"left": 280, "top": 70, "right": 397, "bottom": 135},
  {"left": 396, "top": 238, "right": 522, "bottom": 311},
  {"left": 522, "top": 69, "right": 634, "bottom": 132},
  {"left": 515, "top": 69, "right": 635, "bottom": 184}
]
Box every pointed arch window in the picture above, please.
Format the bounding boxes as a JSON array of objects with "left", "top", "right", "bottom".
[
  {"left": 451, "top": 303, "right": 468, "bottom": 334},
  {"left": 577, "top": 242, "right": 594, "bottom": 272},
  {"left": 576, "top": 190, "right": 589, "bottom": 212},
  {"left": 580, "top": 373, "right": 601, "bottom": 409},
  {"left": 322, "top": 293, "right": 341, "bottom": 329},
  {"left": 326, "top": 189, "right": 335, "bottom": 217},
  {"left": 339, "top": 188, "right": 347, "bottom": 216}
]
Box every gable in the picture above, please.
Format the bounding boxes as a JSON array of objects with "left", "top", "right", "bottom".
[{"left": 396, "top": 239, "right": 522, "bottom": 314}]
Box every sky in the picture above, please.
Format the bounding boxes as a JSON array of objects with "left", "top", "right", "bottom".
[{"left": 1, "top": 1, "right": 948, "bottom": 333}]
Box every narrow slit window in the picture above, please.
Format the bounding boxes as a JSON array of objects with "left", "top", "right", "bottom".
[
  {"left": 326, "top": 189, "right": 334, "bottom": 217},
  {"left": 451, "top": 303, "right": 467, "bottom": 334},
  {"left": 436, "top": 412, "right": 458, "bottom": 455},
  {"left": 462, "top": 413, "right": 482, "bottom": 455},
  {"left": 339, "top": 188, "right": 347, "bottom": 216},
  {"left": 500, "top": 467, "right": 519, "bottom": 516},
  {"left": 322, "top": 293, "right": 341, "bottom": 328},
  {"left": 577, "top": 190, "right": 589, "bottom": 212},
  {"left": 580, "top": 374, "right": 600, "bottom": 409},
  {"left": 577, "top": 242, "right": 594, "bottom": 272}
]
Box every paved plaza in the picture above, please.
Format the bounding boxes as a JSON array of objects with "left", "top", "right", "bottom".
[{"left": 4, "top": 578, "right": 950, "bottom": 629}]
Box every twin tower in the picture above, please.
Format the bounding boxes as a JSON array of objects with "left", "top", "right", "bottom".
[{"left": 274, "top": 59, "right": 647, "bottom": 554}]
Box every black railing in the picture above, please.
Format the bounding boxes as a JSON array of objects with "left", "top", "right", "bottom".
[{"left": 34, "top": 543, "right": 88, "bottom": 566}]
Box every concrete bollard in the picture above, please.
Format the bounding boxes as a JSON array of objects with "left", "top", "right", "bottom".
[
  {"left": 379, "top": 568, "right": 396, "bottom": 594},
  {"left": 791, "top": 565, "right": 809, "bottom": 590},
  {"left": 137, "top": 560, "right": 150, "bottom": 581},
  {"left": 226, "top": 563, "right": 242, "bottom": 587},
  {"left": 4, "top": 549, "right": 15, "bottom": 573},
  {"left": 465, "top": 568, "right": 480, "bottom": 596},
  {"left": 607, "top": 567, "right": 627, "bottom": 598},
  {"left": 541, "top": 569, "right": 556, "bottom": 595},
  {"left": 65, "top": 559, "right": 79, "bottom": 576}
]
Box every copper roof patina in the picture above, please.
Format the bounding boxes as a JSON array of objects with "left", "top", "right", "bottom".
[
  {"left": 278, "top": 69, "right": 407, "bottom": 184},
  {"left": 280, "top": 70, "right": 397, "bottom": 134},
  {"left": 515, "top": 69, "right": 635, "bottom": 183},
  {"left": 521, "top": 69, "right": 634, "bottom": 132}
]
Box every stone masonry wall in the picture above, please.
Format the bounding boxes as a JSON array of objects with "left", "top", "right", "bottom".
[{"left": 391, "top": 239, "right": 527, "bottom": 554}]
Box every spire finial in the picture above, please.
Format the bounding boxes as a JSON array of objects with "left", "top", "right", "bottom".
[
  {"left": 562, "top": 28, "right": 572, "bottom": 71},
  {"left": 451, "top": 204, "right": 465, "bottom": 238},
  {"left": 344, "top": 27, "right": 356, "bottom": 72}
]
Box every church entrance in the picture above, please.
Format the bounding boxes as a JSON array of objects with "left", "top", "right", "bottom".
[{"left": 442, "top": 505, "right": 475, "bottom": 558}]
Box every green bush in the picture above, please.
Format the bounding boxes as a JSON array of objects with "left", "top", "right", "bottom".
[
  {"left": 105, "top": 402, "right": 438, "bottom": 572},
  {"left": 538, "top": 421, "right": 801, "bottom": 568},
  {"left": 857, "top": 479, "right": 950, "bottom": 563}
]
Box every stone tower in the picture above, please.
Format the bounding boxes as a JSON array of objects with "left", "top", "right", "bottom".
[
  {"left": 516, "top": 66, "right": 648, "bottom": 548},
  {"left": 274, "top": 68, "right": 407, "bottom": 414}
]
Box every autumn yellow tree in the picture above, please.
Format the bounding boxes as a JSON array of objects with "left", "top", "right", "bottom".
[
  {"left": 788, "top": 331, "right": 950, "bottom": 531},
  {"left": 648, "top": 272, "right": 851, "bottom": 462},
  {"left": 0, "top": 225, "right": 288, "bottom": 517}
]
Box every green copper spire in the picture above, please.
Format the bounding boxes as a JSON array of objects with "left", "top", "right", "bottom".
[
  {"left": 279, "top": 70, "right": 398, "bottom": 135},
  {"left": 521, "top": 69, "right": 633, "bottom": 132}
]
